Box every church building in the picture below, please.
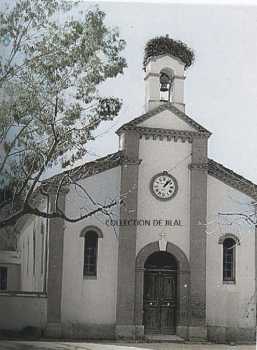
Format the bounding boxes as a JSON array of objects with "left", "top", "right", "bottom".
[{"left": 0, "top": 40, "right": 256, "bottom": 343}]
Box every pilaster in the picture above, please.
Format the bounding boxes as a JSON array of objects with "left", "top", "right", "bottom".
[
  {"left": 115, "top": 130, "right": 140, "bottom": 339},
  {"left": 189, "top": 135, "right": 208, "bottom": 340},
  {"left": 45, "top": 190, "right": 66, "bottom": 338}
]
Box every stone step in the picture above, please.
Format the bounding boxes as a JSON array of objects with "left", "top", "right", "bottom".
[{"left": 144, "top": 334, "right": 185, "bottom": 343}]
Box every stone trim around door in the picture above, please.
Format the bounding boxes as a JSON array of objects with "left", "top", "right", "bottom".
[{"left": 135, "top": 241, "right": 190, "bottom": 340}]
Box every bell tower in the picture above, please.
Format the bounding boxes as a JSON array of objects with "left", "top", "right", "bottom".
[{"left": 144, "top": 54, "right": 186, "bottom": 112}]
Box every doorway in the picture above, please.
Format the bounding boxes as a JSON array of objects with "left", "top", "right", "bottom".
[{"left": 143, "top": 251, "right": 177, "bottom": 334}]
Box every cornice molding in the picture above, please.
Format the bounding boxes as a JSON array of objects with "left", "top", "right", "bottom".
[
  {"left": 144, "top": 72, "right": 185, "bottom": 80},
  {"left": 41, "top": 151, "right": 142, "bottom": 189},
  {"left": 144, "top": 72, "right": 160, "bottom": 80},
  {"left": 174, "top": 75, "right": 186, "bottom": 80},
  {"left": 116, "top": 102, "right": 211, "bottom": 137},
  {"left": 189, "top": 162, "right": 209, "bottom": 170},
  {"left": 121, "top": 158, "right": 142, "bottom": 165},
  {"left": 122, "top": 126, "right": 209, "bottom": 143},
  {"left": 208, "top": 159, "right": 257, "bottom": 200},
  {"left": 44, "top": 151, "right": 124, "bottom": 185}
]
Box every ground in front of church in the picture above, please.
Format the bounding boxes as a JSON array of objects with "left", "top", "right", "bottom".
[{"left": 0, "top": 341, "right": 255, "bottom": 350}]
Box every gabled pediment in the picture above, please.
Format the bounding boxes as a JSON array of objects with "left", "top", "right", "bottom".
[
  {"left": 116, "top": 103, "right": 211, "bottom": 136},
  {"left": 138, "top": 109, "right": 195, "bottom": 131}
]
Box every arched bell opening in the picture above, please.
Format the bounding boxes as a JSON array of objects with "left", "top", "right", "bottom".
[{"left": 160, "top": 68, "right": 174, "bottom": 102}]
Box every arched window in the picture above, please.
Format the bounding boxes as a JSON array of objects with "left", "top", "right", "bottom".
[
  {"left": 223, "top": 238, "right": 236, "bottom": 283},
  {"left": 0, "top": 266, "right": 7, "bottom": 290},
  {"left": 81, "top": 226, "right": 103, "bottom": 278},
  {"left": 84, "top": 231, "right": 98, "bottom": 276}
]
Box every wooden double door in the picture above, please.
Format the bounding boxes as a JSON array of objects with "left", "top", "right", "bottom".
[{"left": 143, "top": 270, "right": 177, "bottom": 334}]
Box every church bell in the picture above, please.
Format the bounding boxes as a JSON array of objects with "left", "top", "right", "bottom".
[{"left": 160, "top": 72, "right": 171, "bottom": 92}]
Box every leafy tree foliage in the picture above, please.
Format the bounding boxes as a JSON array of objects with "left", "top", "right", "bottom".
[{"left": 0, "top": 0, "right": 127, "bottom": 228}]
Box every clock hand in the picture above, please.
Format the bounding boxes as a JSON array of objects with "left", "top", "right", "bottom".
[{"left": 163, "top": 180, "right": 171, "bottom": 188}]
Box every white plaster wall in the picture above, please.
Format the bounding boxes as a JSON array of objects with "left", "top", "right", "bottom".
[
  {"left": 173, "top": 78, "right": 184, "bottom": 106},
  {"left": 207, "top": 175, "right": 256, "bottom": 329},
  {"left": 19, "top": 204, "right": 47, "bottom": 292},
  {"left": 145, "top": 55, "right": 185, "bottom": 76},
  {"left": 61, "top": 167, "right": 121, "bottom": 325},
  {"left": 136, "top": 137, "right": 192, "bottom": 259},
  {"left": 139, "top": 109, "right": 195, "bottom": 131},
  {"left": 0, "top": 293, "right": 47, "bottom": 330},
  {"left": 20, "top": 219, "right": 33, "bottom": 291},
  {"left": 145, "top": 74, "right": 160, "bottom": 105}
]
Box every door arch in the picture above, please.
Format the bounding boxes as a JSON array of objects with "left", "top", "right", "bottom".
[{"left": 135, "top": 241, "right": 190, "bottom": 337}]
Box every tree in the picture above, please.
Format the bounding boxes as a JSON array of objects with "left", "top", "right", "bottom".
[{"left": 0, "top": 0, "right": 127, "bottom": 228}]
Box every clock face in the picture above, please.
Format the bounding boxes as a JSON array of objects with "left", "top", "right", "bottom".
[{"left": 150, "top": 171, "right": 178, "bottom": 201}]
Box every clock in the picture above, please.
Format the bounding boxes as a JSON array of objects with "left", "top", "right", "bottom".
[{"left": 150, "top": 171, "right": 178, "bottom": 201}]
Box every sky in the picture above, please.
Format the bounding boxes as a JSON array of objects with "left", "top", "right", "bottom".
[
  {"left": 1, "top": 0, "right": 256, "bottom": 184},
  {"left": 76, "top": 1, "right": 257, "bottom": 184}
]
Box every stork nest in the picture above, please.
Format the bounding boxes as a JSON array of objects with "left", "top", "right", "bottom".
[{"left": 143, "top": 36, "right": 194, "bottom": 70}]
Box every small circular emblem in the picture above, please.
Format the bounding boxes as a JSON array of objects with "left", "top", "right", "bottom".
[{"left": 150, "top": 171, "right": 178, "bottom": 201}]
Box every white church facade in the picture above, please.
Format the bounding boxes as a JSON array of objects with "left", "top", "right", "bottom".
[{"left": 0, "top": 51, "right": 256, "bottom": 343}]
